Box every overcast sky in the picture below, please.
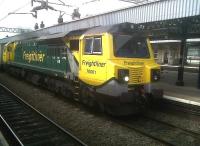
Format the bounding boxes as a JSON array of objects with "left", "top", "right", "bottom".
[{"left": 0, "top": 0, "right": 132, "bottom": 38}]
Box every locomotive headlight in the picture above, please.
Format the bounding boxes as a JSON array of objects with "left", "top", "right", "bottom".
[
  {"left": 124, "top": 76, "right": 129, "bottom": 82},
  {"left": 118, "top": 69, "right": 129, "bottom": 83},
  {"left": 151, "top": 69, "right": 160, "bottom": 82}
]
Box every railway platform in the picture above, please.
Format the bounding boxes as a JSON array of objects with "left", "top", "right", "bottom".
[{"left": 156, "top": 69, "right": 200, "bottom": 106}]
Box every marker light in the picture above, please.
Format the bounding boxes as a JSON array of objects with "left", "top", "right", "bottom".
[
  {"left": 154, "top": 75, "right": 158, "bottom": 81},
  {"left": 151, "top": 69, "right": 160, "bottom": 82}
]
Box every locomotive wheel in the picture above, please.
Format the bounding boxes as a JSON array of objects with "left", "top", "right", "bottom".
[
  {"left": 80, "top": 86, "right": 90, "bottom": 105},
  {"left": 80, "top": 86, "right": 95, "bottom": 107},
  {"left": 88, "top": 96, "right": 95, "bottom": 107},
  {"left": 97, "top": 102, "right": 105, "bottom": 112}
]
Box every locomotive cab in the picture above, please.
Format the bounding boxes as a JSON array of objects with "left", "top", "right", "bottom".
[
  {"left": 111, "top": 34, "right": 161, "bottom": 94},
  {"left": 2, "top": 42, "right": 16, "bottom": 64},
  {"left": 78, "top": 23, "right": 162, "bottom": 115}
]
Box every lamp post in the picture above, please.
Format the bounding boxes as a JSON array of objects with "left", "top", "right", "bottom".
[
  {"left": 176, "top": 19, "right": 188, "bottom": 86},
  {"left": 198, "top": 60, "right": 200, "bottom": 89}
]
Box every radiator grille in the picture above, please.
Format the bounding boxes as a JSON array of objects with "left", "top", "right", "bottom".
[{"left": 129, "top": 67, "right": 144, "bottom": 84}]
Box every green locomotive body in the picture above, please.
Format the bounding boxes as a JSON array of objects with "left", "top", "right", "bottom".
[{"left": 10, "top": 39, "right": 71, "bottom": 78}]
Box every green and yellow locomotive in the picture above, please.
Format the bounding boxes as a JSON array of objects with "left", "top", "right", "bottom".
[{"left": 1, "top": 23, "right": 162, "bottom": 115}]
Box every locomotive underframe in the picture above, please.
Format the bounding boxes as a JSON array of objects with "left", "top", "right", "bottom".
[{"left": 4, "top": 63, "right": 162, "bottom": 116}]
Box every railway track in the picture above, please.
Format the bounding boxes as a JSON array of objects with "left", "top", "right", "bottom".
[
  {"left": 159, "top": 98, "right": 200, "bottom": 116},
  {"left": 114, "top": 99, "right": 200, "bottom": 146},
  {"left": 0, "top": 83, "right": 87, "bottom": 146},
  {"left": 115, "top": 114, "right": 200, "bottom": 146}
]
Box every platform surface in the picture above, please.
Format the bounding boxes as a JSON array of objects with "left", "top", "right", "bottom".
[{"left": 155, "top": 70, "right": 200, "bottom": 106}]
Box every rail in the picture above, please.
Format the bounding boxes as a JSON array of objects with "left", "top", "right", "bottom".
[{"left": 0, "top": 83, "right": 87, "bottom": 146}]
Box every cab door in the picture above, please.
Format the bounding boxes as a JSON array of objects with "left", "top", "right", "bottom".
[
  {"left": 7, "top": 47, "right": 11, "bottom": 61},
  {"left": 79, "top": 35, "right": 107, "bottom": 86}
]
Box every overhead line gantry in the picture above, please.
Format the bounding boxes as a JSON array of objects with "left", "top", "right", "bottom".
[{"left": 0, "top": 27, "right": 31, "bottom": 33}]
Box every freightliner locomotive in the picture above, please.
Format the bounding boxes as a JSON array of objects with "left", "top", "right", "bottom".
[{"left": 0, "top": 23, "right": 162, "bottom": 115}]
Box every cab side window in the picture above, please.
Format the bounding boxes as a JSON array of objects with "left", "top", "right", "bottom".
[
  {"left": 70, "top": 40, "right": 79, "bottom": 51},
  {"left": 7, "top": 47, "right": 11, "bottom": 52},
  {"left": 84, "top": 37, "right": 102, "bottom": 55},
  {"left": 85, "top": 38, "right": 93, "bottom": 54},
  {"left": 93, "top": 37, "right": 102, "bottom": 54}
]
